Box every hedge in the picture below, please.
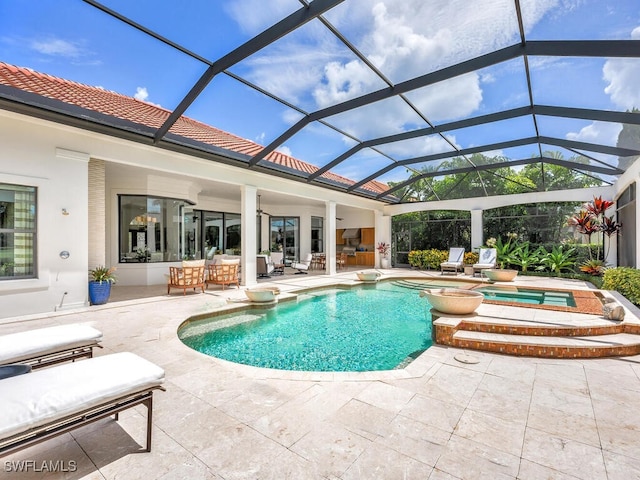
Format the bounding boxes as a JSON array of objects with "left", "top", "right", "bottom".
[{"left": 602, "top": 267, "right": 640, "bottom": 306}]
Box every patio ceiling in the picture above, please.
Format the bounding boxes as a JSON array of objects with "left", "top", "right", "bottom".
[{"left": 1, "top": 0, "right": 639, "bottom": 204}]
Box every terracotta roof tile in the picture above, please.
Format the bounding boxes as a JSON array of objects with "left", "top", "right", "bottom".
[{"left": 0, "top": 62, "right": 390, "bottom": 196}]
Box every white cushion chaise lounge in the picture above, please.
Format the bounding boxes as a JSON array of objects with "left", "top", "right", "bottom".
[
  {"left": 0, "top": 324, "right": 103, "bottom": 368},
  {"left": 0, "top": 352, "right": 165, "bottom": 456}
]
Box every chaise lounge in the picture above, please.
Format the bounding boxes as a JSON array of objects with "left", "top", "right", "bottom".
[
  {"left": 440, "top": 247, "right": 465, "bottom": 275},
  {"left": 0, "top": 352, "right": 165, "bottom": 456},
  {"left": 0, "top": 324, "right": 103, "bottom": 368}
]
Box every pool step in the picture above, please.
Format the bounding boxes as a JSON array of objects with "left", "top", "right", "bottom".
[
  {"left": 456, "top": 316, "right": 624, "bottom": 337},
  {"left": 451, "top": 330, "right": 640, "bottom": 358}
]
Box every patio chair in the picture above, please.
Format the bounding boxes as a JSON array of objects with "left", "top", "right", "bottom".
[
  {"left": 292, "top": 253, "right": 313, "bottom": 274},
  {"left": 0, "top": 352, "right": 165, "bottom": 456},
  {"left": 270, "top": 252, "right": 285, "bottom": 275},
  {"left": 206, "top": 262, "right": 239, "bottom": 290},
  {"left": 0, "top": 324, "right": 102, "bottom": 369},
  {"left": 440, "top": 247, "right": 465, "bottom": 275},
  {"left": 256, "top": 254, "right": 275, "bottom": 278},
  {"left": 473, "top": 248, "right": 497, "bottom": 276},
  {"left": 337, "top": 252, "right": 348, "bottom": 270},
  {"left": 167, "top": 259, "right": 206, "bottom": 295}
]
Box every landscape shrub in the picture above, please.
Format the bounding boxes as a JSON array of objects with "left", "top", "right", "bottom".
[{"left": 602, "top": 268, "right": 640, "bottom": 306}]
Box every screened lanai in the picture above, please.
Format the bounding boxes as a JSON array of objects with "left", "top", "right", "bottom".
[{"left": 0, "top": 0, "right": 638, "bottom": 204}]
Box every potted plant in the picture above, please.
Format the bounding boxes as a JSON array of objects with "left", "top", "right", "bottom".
[
  {"left": 377, "top": 242, "right": 391, "bottom": 268},
  {"left": 88, "top": 265, "right": 117, "bottom": 305}
]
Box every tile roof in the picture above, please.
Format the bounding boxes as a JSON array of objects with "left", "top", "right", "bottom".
[{"left": 0, "top": 62, "right": 389, "bottom": 196}]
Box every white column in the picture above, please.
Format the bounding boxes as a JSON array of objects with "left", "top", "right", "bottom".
[
  {"left": 374, "top": 210, "right": 391, "bottom": 268},
  {"left": 326, "top": 201, "right": 336, "bottom": 275},
  {"left": 471, "top": 209, "right": 483, "bottom": 250},
  {"left": 241, "top": 185, "right": 257, "bottom": 286}
]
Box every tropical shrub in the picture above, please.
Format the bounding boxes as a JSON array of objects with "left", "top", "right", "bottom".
[
  {"left": 408, "top": 249, "right": 449, "bottom": 269},
  {"left": 537, "top": 245, "right": 576, "bottom": 274},
  {"left": 494, "top": 235, "right": 518, "bottom": 269},
  {"left": 464, "top": 251, "right": 479, "bottom": 265},
  {"left": 507, "top": 242, "right": 542, "bottom": 272},
  {"left": 567, "top": 195, "right": 622, "bottom": 265},
  {"left": 602, "top": 268, "right": 640, "bottom": 306}
]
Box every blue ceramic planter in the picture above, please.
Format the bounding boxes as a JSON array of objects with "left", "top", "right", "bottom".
[{"left": 88, "top": 281, "right": 112, "bottom": 305}]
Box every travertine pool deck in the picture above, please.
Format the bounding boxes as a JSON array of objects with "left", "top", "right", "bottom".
[{"left": 1, "top": 268, "right": 640, "bottom": 479}]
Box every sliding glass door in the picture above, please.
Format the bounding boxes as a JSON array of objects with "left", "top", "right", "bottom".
[{"left": 270, "top": 217, "right": 299, "bottom": 264}]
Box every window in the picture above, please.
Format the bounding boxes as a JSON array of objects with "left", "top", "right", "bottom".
[
  {"left": 311, "top": 216, "right": 323, "bottom": 253},
  {"left": 189, "top": 210, "right": 242, "bottom": 258},
  {"left": 0, "top": 184, "right": 36, "bottom": 279},
  {"left": 270, "top": 217, "right": 299, "bottom": 262},
  {"left": 118, "top": 195, "right": 189, "bottom": 263}
]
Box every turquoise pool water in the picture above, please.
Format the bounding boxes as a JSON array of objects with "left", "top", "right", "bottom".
[
  {"left": 474, "top": 285, "right": 577, "bottom": 307},
  {"left": 179, "top": 283, "right": 432, "bottom": 372},
  {"left": 395, "top": 280, "right": 577, "bottom": 307}
]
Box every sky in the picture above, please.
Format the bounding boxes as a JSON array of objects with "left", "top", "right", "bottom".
[{"left": 0, "top": 0, "right": 639, "bottom": 186}]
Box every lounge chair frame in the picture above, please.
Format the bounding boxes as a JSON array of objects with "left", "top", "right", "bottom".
[
  {"left": 0, "top": 386, "right": 165, "bottom": 456},
  {"left": 17, "top": 344, "right": 102, "bottom": 369}
]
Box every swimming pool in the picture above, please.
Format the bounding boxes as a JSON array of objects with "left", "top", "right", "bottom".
[{"left": 179, "top": 283, "right": 432, "bottom": 372}]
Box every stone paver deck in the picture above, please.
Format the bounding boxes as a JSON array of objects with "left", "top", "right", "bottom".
[{"left": 1, "top": 268, "right": 639, "bottom": 479}]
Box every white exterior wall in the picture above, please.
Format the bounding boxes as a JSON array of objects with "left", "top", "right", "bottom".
[{"left": 0, "top": 115, "right": 89, "bottom": 318}]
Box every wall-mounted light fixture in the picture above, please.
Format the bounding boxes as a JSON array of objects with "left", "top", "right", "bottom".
[
  {"left": 61, "top": 208, "right": 69, "bottom": 216},
  {"left": 59, "top": 250, "right": 70, "bottom": 259}
]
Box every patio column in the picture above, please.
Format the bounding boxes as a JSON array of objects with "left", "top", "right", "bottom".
[
  {"left": 241, "top": 185, "right": 257, "bottom": 286},
  {"left": 325, "top": 201, "right": 336, "bottom": 275},
  {"left": 374, "top": 211, "right": 391, "bottom": 268},
  {"left": 471, "top": 209, "right": 483, "bottom": 250}
]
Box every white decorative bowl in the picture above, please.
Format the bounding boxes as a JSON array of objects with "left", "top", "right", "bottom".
[
  {"left": 356, "top": 271, "right": 381, "bottom": 283},
  {"left": 483, "top": 269, "right": 518, "bottom": 282},
  {"left": 245, "top": 287, "right": 280, "bottom": 303},
  {"left": 420, "top": 288, "right": 484, "bottom": 315}
]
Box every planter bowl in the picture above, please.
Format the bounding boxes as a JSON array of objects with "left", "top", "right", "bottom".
[
  {"left": 245, "top": 287, "right": 280, "bottom": 303},
  {"left": 420, "top": 288, "right": 484, "bottom": 315},
  {"left": 483, "top": 269, "right": 518, "bottom": 282},
  {"left": 356, "top": 271, "right": 381, "bottom": 283}
]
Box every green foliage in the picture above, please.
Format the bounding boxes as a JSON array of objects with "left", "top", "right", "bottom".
[
  {"left": 494, "top": 236, "right": 518, "bottom": 269},
  {"left": 408, "top": 249, "right": 448, "bottom": 269},
  {"left": 464, "top": 251, "right": 479, "bottom": 265},
  {"left": 507, "top": 242, "right": 542, "bottom": 272},
  {"left": 602, "top": 268, "right": 640, "bottom": 306},
  {"left": 89, "top": 265, "right": 117, "bottom": 284},
  {"left": 536, "top": 245, "right": 577, "bottom": 274},
  {"left": 394, "top": 151, "right": 602, "bottom": 203}
]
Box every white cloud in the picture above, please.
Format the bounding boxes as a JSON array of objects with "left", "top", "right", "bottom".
[
  {"left": 275, "top": 145, "right": 292, "bottom": 157},
  {"left": 566, "top": 121, "right": 622, "bottom": 145},
  {"left": 603, "top": 26, "right": 640, "bottom": 109},
  {"left": 224, "top": 0, "right": 296, "bottom": 34},
  {"left": 133, "top": 87, "right": 161, "bottom": 107},
  {"left": 134, "top": 87, "right": 149, "bottom": 102},
  {"left": 30, "top": 37, "right": 85, "bottom": 58}
]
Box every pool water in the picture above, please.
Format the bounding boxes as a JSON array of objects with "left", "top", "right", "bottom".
[
  {"left": 179, "top": 283, "right": 432, "bottom": 372},
  {"left": 395, "top": 280, "right": 577, "bottom": 307},
  {"left": 474, "top": 286, "right": 577, "bottom": 307}
]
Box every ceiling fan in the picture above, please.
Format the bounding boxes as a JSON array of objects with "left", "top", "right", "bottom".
[{"left": 256, "top": 195, "right": 271, "bottom": 217}]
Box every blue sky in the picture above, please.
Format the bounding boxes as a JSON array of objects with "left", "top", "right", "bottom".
[{"left": 1, "top": 0, "right": 639, "bottom": 185}]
